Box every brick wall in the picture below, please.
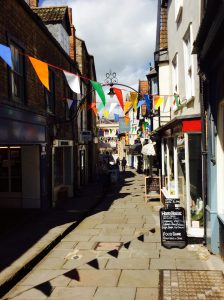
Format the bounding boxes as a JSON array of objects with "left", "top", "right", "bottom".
[{"left": 0, "top": 0, "right": 77, "bottom": 139}]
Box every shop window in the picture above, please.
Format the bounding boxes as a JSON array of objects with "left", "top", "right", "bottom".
[
  {"left": 10, "top": 42, "right": 25, "bottom": 103},
  {"left": 0, "top": 147, "right": 22, "bottom": 192},
  {"left": 177, "top": 134, "right": 186, "bottom": 206},
  {"left": 188, "top": 134, "right": 203, "bottom": 228}
]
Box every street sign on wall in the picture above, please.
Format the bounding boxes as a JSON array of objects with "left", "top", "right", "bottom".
[{"left": 119, "top": 117, "right": 130, "bottom": 133}]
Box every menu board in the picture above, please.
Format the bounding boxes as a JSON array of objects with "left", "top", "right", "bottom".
[
  {"left": 160, "top": 207, "right": 187, "bottom": 249},
  {"left": 165, "top": 198, "right": 180, "bottom": 206},
  {"left": 145, "top": 176, "right": 160, "bottom": 197}
]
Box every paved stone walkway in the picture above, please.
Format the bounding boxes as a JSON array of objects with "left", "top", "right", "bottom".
[{"left": 3, "top": 170, "right": 224, "bottom": 300}]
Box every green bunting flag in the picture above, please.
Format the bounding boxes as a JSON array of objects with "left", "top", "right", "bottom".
[
  {"left": 174, "top": 94, "right": 180, "bottom": 109},
  {"left": 90, "top": 80, "right": 106, "bottom": 106}
]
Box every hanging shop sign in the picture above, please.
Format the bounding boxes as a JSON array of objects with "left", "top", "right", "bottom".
[{"left": 160, "top": 207, "right": 187, "bottom": 249}]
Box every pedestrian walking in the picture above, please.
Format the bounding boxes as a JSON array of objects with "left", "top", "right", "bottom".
[{"left": 121, "top": 157, "right": 127, "bottom": 172}]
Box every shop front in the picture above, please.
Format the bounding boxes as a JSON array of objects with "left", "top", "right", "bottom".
[
  {"left": 0, "top": 105, "right": 47, "bottom": 208},
  {"left": 159, "top": 116, "right": 203, "bottom": 237}
]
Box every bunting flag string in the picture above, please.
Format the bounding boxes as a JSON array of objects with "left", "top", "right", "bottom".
[
  {"left": 174, "top": 94, "right": 181, "bottom": 109},
  {"left": 63, "top": 71, "right": 80, "bottom": 94},
  {"left": 144, "top": 94, "right": 151, "bottom": 112},
  {"left": 0, "top": 44, "right": 13, "bottom": 67},
  {"left": 109, "top": 103, "right": 117, "bottom": 114},
  {"left": 28, "top": 56, "right": 49, "bottom": 90},
  {"left": 137, "top": 99, "right": 146, "bottom": 108},
  {"left": 0, "top": 43, "right": 183, "bottom": 115},
  {"left": 103, "top": 110, "right": 109, "bottom": 119},
  {"left": 90, "top": 80, "right": 106, "bottom": 106},
  {"left": 154, "top": 95, "right": 164, "bottom": 109},
  {"left": 66, "top": 98, "right": 74, "bottom": 109},
  {"left": 130, "top": 92, "right": 138, "bottom": 112},
  {"left": 124, "top": 101, "right": 132, "bottom": 114},
  {"left": 114, "top": 114, "right": 119, "bottom": 122},
  {"left": 124, "top": 115, "right": 130, "bottom": 126},
  {"left": 113, "top": 88, "right": 124, "bottom": 111},
  {"left": 97, "top": 102, "right": 104, "bottom": 112}
]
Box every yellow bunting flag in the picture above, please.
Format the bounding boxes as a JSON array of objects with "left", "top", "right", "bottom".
[
  {"left": 130, "top": 92, "right": 138, "bottom": 112},
  {"left": 80, "top": 101, "right": 86, "bottom": 112},
  {"left": 28, "top": 56, "right": 49, "bottom": 90},
  {"left": 104, "top": 110, "right": 109, "bottom": 119},
  {"left": 154, "top": 95, "right": 164, "bottom": 109},
  {"left": 124, "top": 115, "right": 130, "bottom": 126},
  {"left": 124, "top": 101, "right": 132, "bottom": 114}
]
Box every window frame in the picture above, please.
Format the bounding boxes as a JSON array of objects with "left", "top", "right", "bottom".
[
  {"left": 45, "top": 68, "right": 56, "bottom": 114},
  {"left": 10, "top": 41, "right": 26, "bottom": 103}
]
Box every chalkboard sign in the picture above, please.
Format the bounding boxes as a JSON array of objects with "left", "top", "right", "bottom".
[
  {"left": 145, "top": 176, "right": 160, "bottom": 201},
  {"left": 165, "top": 198, "right": 180, "bottom": 206},
  {"left": 160, "top": 207, "right": 187, "bottom": 249}
]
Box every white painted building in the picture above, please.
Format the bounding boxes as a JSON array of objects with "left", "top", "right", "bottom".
[{"left": 153, "top": 0, "right": 203, "bottom": 238}]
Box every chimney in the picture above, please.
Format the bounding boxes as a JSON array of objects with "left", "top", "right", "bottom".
[
  {"left": 68, "top": 8, "right": 76, "bottom": 60},
  {"left": 29, "top": 0, "right": 39, "bottom": 7}
]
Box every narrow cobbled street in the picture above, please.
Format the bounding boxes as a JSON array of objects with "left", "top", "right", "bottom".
[{"left": 3, "top": 169, "right": 224, "bottom": 300}]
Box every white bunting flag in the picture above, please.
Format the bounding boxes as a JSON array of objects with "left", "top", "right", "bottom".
[
  {"left": 63, "top": 71, "right": 80, "bottom": 94},
  {"left": 109, "top": 103, "right": 117, "bottom": 114},
  {"left": 66, "top": 98, "right": 74, "bottom": 109}
]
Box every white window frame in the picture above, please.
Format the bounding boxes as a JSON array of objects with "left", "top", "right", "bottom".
[
  {"left": 172, "top": 54, "right": 179, "bottom": 112},
  {"left": 183, "top": 24, "right": 195, "bottom": 102},
  {"left": 175, "top": 0, "right": 183, "bottom": 23}
]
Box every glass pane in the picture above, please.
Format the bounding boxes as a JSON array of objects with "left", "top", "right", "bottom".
[
  {"left": 10, "top": 149, "right": 21, "bottom": 177},
  {"left": 54, "top": 147, "right": 63, "bottom": 186},
  {"left": 168, "top": 139, "right": 175, "bottom": 195},
  {"left": 0, "top": 179, "right": 9, "bottom": 192},
  {"left": 11, "top": 178, "right": 22, "bottom": 192},
  {"left": 189, "top": 134, "right": 203, "bottom": 228},
  {"left": 177, "top": 134, "right": 186, "bottom": 208}
]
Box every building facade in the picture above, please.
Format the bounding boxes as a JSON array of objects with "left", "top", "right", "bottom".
[
  {"left": 0, "top": 0, "right": 96, "bottom": 208},
  {"left": 152, "top": 0, "right": 203, "bottom": 238},
  {"left": 194, "top": 0, "right": 224, "bottom": 256}
]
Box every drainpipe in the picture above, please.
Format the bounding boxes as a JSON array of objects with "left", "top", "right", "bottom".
[{"left": 200, "top": 74, "right": 208, "bottom": 244}]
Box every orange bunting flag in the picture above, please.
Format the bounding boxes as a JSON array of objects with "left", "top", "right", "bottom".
[
  {"left": 89, "top": 100, "right": 98, "bottom": 115},
  {"left": 130, "top": 92, "right": 138, "bottom": 112},
  {"left": 154, "top": 95, "right": 164, "bottom": 109},
  {"left": 124, "top": 115, "right": 130, "bottom": 126},
  {"left": 124, "top": 101, "right": 132, "bottom": 114},
  {"left": 113, "top": 88, "right": 124, "bottom": 110},
  {"left": 28, "top": 56, "right": 49, "bottom": 90}
]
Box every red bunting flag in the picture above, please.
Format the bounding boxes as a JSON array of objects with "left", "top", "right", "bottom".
[{"left": 113, "top": 88, "right": 124, "bottom": 110}]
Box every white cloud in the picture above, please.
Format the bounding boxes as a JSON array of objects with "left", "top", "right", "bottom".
[{"left": 39, "top": 0, "right": 157, "bottom": 91}]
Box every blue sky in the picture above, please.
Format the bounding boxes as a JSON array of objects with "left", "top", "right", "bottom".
[{"left": 39, "top": 0, "right": 157, "bottom": 91}]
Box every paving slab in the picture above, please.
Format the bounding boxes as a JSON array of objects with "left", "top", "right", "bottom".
[
  {"left": 93, "top": 287, "right": 136, "bottom": 300},
  {"left": 106, "top": 258, "right": 150, "bottom": 270},
  {"left": 49, "top": 287, "right": 96, "bottom": 300},
  {"left": 68, "top": 270, "right": 121, "bottom": 287},
  {"left": 118, "top": 270, "right": 159, "bottom": 287},
  {"left": 136, "top": 287, "right": 159, "bottom": 300}
]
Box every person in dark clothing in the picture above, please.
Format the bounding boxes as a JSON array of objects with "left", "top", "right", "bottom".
[{"left": 121, "top": 157, "right": 127, "bottom": 171}]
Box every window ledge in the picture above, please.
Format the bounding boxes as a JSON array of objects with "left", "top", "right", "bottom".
[{"left": 218, "top": 214, "right": 224, "bottom": 225}]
